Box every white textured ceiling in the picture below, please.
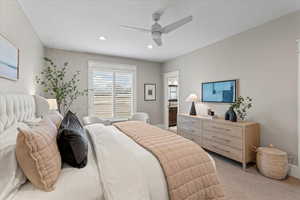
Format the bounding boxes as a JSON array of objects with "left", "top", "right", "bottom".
[{"left": 18, "top": 0, "right": 299, "bottom": 62}]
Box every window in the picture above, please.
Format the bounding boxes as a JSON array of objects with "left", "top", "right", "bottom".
[{"left": 88, "top": 62, "right": 136, "bottom": 119}]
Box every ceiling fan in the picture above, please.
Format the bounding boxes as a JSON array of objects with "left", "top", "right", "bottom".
[{"left": 120, "top": 9, "right": 193, "bottom": 47}]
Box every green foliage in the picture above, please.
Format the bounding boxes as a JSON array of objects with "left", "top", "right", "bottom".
[
  {"left": 36, "top": 57, "right": 88, "bottom": 115},
  {"left": 231, "top": 96, "right": 252, "bottom": 120}
]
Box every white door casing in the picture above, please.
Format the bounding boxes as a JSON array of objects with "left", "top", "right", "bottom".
[
  {"left": 163, "top": 71, "right": 179, "bottom": 129},
  {"left": 297, "top": 40, "right": 300, "bottom": 166},
  {"left": 291, "top": 40, "right": 300, "bottom": 179}
]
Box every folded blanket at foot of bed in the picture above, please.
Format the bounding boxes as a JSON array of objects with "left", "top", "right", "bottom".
[{"left": 114, "top": 121, "right": 225, "bottom": 200}]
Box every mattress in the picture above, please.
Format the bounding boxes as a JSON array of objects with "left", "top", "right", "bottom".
[{"left": 12, "top": 140, "right": 104, "bottom": 200}]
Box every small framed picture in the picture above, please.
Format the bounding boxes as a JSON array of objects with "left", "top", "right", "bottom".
[{"left": 144, "top": 83, "right": 156, "bottom": 101}]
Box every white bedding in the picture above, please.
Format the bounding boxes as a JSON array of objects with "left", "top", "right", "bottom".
[
  {"left": 1, "top": 94, "right": 170, "bottom": 200},
  {"left": 7, "top": 122, "right": 215, "bottom": 200},
  {"left": 86, "top": 124, "right": 169, "bottom": 200},
  {"left": 10, "top": 123, "right": 169, "bottom": 200},
  {"left": 86, "top": 124, "right": 216, "bottom": 200},
  {"left": 0, "top": 123, "right": 28, "bottom": 200}
]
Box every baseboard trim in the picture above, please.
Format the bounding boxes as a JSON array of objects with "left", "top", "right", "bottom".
[{"left": 289, "top": 164, "right": 300, "bottom": 179}]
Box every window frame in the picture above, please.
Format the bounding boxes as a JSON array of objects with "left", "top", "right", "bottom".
[{"left": 88, "top": 61, "right": 137, "bottom": 119}]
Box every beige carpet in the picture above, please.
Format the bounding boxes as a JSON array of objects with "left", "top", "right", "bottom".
[{"left": 210, "top": 153, "right": 300, "bottom": 200}]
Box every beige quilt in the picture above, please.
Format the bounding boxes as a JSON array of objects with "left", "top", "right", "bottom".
[{"left": 114, "top": 121, "right": 225, "bottom": 200}]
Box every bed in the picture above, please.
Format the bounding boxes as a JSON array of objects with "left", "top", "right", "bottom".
[{"left": 0, "top": 94, "right": 223, "bottom": 200}]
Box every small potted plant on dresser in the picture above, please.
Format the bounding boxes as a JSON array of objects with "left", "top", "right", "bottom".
[{"left": 225, "top": 96, "right": 252, "bottom": 122}]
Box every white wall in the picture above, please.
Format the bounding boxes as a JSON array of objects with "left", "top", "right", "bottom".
[
  {"left": 0, "top": 0, "right": 44, "bottom": 94},
  {"left": 44, "top": 48, "right": 163, "bottom": 125},
  {"left": 163, "top": 11, "right": 300, "bottom": 164}
]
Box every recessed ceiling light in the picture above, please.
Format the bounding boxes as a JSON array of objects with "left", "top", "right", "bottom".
[
  {"left": 147, "top": 44, "right": 153, "bottom": 49},
  {"left": 99, "top": 36, "right": 106, "bottom": 41}
]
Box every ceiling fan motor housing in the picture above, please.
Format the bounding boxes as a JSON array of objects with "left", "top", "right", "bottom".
[
  {"left": 152, "top": 23, "right": 162, "bottom": 32},
  {"left": 152, "top": 31, "right": 161, "bottom": 39},
  {"left": 152, "top": 12, "right": 161, "bottom": 22}
]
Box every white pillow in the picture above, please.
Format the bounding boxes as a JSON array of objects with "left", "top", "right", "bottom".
[
  {"left": 0, "top": 123, "right": 28, "bottom": 200},
  {"left": 24, "top": 112, "right": 63, "bottom": 129},
  {"left": 23, "top": 118, "right": 42, "bottom": 127},
  {"left": 45, "top": 111, "right": 63, "bottom": 128}
]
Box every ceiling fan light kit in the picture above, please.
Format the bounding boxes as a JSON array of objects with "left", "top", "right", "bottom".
[
  {"left": 120, "top": 9, "right": 193, "bottom": 47},
  {"left": 147, "top": 44, "right": 153, "bottom": 49},
  {"left": 98, "top": 36, "right": 106, "bottom": 41}
]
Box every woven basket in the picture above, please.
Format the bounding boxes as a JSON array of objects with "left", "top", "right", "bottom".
[{"left": 256, "top": 145, "right": 289, "bottom": 180}]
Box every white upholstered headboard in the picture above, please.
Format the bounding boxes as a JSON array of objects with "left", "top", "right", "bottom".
[{"left": 0, "top": 94, "right": 49, "bottom": 132}]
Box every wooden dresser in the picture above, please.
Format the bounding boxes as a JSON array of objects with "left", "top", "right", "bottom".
[{"left": 177, "top": 114, "right": 260, "bottom": 169}]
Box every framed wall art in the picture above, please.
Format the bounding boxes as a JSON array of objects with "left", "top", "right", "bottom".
[
  {"left": 144, "top": 83, "right": 156, "bottom": 101},
  {"left": 0, "top": 34, "right": 19, "bottom": 81}
]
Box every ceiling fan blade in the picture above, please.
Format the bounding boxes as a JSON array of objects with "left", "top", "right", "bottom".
[
  {"left": 120, "top": 25, "right": 151, "bottom": 33},
  {"left": 161, "top": 16, "right": 193, "bottom": 34},
  {"left": 153, "top": 37, "right": 162, "bottom": 46}
]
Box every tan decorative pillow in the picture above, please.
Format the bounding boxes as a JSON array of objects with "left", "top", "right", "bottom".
[{"left": 16, "top": 119, "right": 61, "bottom": 191}]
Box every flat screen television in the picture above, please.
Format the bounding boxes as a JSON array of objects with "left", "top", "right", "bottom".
[{"left": 201, "top": 80, "right": 237, "bottom": 103}]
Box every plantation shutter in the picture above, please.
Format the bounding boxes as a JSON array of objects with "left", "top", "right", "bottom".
[
  {"left": 115, "top": 72, "right": 134, "bottom": 118},
  {"left": 89, "top": 65, "right": 135, "bottom": 119},
  {"left": 92, "top": 71, "right": 114, "bottom": 118}
]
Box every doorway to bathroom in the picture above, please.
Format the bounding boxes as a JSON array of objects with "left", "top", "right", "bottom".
[{"left": 163, "top": 71, "right": 179, "bottom": 132}]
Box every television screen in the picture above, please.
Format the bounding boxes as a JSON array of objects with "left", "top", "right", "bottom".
[{"left": 202, "top": 80, "right": 237, "bottom": 103}]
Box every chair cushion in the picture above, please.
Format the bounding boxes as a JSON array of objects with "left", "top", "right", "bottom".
[
  {"left": 16, "top": 119, "right": 61, "bottom": 192},
  {"left": 57, "top": 111, "right": 88, "bottom": 168}
]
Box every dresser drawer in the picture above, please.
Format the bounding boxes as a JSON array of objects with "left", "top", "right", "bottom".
[
  {"left": 203, "top": 130, "right": 242, "bottom": 150},
  {"left": 178, "top": 115, "right": 202, "bottom": 129},
  {"left": 203, "top": 121, "right": 243, "bottom": 139},
  {"left": 202, "top": 139, "right": 243, "bottom": 162},
  {"left": 180, "top": 132, "right": 202, "bottom": 145},
  {"left": 180, "top": 131, "right": 193, "bottom": 140},
  {"left": 191, "top": 134, "right": 202, "bottom": 145},
  {"left": 177, "top": 127, "right": 201, "bottom": 136}
]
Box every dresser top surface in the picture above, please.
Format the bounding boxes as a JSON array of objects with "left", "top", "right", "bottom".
[{"left": 179, "top": 114, "right": 258, "bottom": 127}]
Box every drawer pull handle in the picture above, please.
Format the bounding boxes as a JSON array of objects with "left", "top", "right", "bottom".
[
  {"left": 211, "top": 145, "right": 230, "bottom": 153},
  {"left": 212, "top": 136, "right": 230, "bottom": 143},
  {"left": 212, "top": 126, "right": 230, "bottom": 131}
]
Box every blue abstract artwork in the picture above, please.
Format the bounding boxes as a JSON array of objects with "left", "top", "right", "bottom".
[
  {"left": 0, "top": 34, "right": 18, "bottom": 80},
  {"left": 202, "top": 80, "right": 236, "bottom": 103}
]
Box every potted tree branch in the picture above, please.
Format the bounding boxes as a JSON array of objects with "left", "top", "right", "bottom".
[
  {"left": 232, "top": 96, "right": 253, "bottom": 121},
  {"left": 36, "top": 57, "right": 88, "bottom": 116}
]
